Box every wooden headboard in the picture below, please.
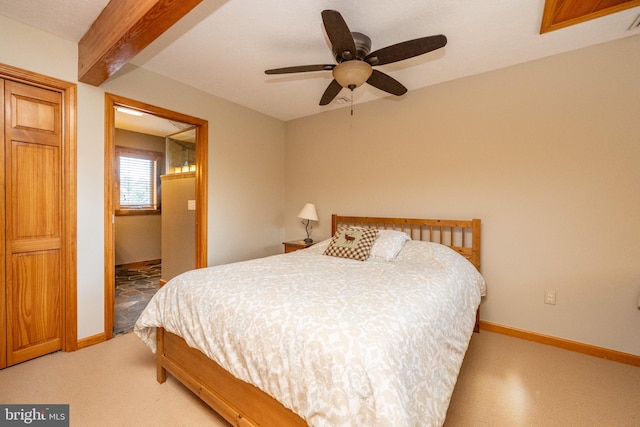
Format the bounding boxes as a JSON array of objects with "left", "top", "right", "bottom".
[{"left": 331, "top": 214, "right": 481, "bottom": 272}]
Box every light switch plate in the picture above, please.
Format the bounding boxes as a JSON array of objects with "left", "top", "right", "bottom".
[{"left": 187, "top": 200, "right": 196, "bottom": 210}]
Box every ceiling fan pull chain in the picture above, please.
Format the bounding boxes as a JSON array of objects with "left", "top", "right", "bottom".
[{"left": 350, "top": 89, "right": 354, "bottom": 116}]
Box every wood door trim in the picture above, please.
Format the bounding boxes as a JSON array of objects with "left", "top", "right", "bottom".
[
  {"left": 0, "top": 63, "right": 77, "bottom": 359},
  {"left": 104, "top": 93, "right": 208, "bottom": 340},
  {"left": 540, "top": 0, "right": 640, "bottom": 33},
  {"left": 0, "top": 75, "right": 5, "bottom": 368}
]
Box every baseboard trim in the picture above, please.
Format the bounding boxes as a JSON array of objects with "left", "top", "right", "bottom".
[
  {"left": 116, "top": 259, "right": 161, "bottom": 269},
  {"left": 480, "top": 321, "right": 640, "bottom": 367},
  {"left": 77, "top": 333, "right": 106, "bottom": 349}
]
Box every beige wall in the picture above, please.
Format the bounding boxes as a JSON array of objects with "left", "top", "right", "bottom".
[
  {"left": 0, "top": 15, "right": 286, "bottom": 339},
  {"left": 160, "top": 174, "right": 196, "bottom": 282},
  {"left": 114, "top": 215, "right": 162, "bottom": 266},
  {"left": 285, "top": 35, "right": 640, "bottom": 355}
]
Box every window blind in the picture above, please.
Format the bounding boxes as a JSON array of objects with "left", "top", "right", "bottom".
[{"left": 119, "top": 155, "right": 157, "bottom": 209}]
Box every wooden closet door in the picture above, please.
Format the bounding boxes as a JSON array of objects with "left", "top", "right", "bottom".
[
  {"left": 4, "top": 80, "right": 63, "bottom": 366},
  {"left": 0, "top": 78, "right": 5, "bottom": 368}
]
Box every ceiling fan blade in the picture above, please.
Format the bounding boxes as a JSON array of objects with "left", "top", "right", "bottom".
[
  {"left": 321, "top": 10, "right": 357, "bottom": 62},
  {"left": 365, "top": 35, "right": 447, "bottom": 66},
  {"left": 319, "top": 79, "right": 343, "bottom": 105},
  {"left": 265, "top": 64, "right": 335, "bottom": 75},
  {"left": 366, "top": 69, "right": 407, "bottom": 96}
]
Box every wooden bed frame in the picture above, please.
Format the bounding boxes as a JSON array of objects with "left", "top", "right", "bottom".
[{"left": 156, "top": 215, "right": 482, "bottom": 427}]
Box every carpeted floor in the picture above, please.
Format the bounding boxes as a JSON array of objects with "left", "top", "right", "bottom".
[
  {"left": 444, "top": 331, "right": 640, "bottom": 426},
  {"left": 0, "top": 332, "right": 227, "bottom": 427},
  {"left": 1, "top": 330, "right": 638, "bottom": 426},
  {"left": 114, "top": 261, "right": 161, "bottom": 335}
]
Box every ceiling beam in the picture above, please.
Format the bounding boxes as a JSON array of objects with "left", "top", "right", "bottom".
[
  {"left": 78, "top": 0, "right": 203, "bottom": 86},
  {"left": 540, "top": 0, "right": 640, "bottom": 33}
]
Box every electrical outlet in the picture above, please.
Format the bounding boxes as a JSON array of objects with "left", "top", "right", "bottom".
[{"left": 544, "top": 290, "right": 556, "bottom": 305}]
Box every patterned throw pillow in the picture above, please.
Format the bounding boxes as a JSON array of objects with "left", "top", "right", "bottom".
[{"left": 323, "top": 228, "right": 379, "bottom": 261}]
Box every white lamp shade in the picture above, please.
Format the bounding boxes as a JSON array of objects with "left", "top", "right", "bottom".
[{"left": 297, "top": 203, "right": 318, "bottom": 221}]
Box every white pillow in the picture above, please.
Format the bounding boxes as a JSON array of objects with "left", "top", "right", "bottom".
[{"left": 370, "top": 229, "right": 410, "bottom": 260}]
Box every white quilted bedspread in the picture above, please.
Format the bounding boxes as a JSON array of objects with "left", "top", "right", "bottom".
[{"left": 135, "top": 240, "right": 485, "bottom": 427}]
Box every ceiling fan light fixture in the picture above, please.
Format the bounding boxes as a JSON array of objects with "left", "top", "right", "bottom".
[
  {"left": 332, "top": 60, "right": 373, "bottom": 89},
  {"left": 266, "top": 10, "right": 447, "bottom": 106}
]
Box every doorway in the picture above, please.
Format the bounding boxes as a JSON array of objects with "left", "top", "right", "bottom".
[{"left": 104, "top": 93, "right": 208, "bottom": 340}]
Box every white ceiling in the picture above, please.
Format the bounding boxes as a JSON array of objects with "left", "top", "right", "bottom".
[
  {"left": 114, "top": 109, "right": 196, "bottom": 140},
  {"left": 1, "top": 0, "right": 639, "bottom": 122}
]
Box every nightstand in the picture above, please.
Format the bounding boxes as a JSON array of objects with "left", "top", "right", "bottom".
[{"left": 283, "top": 240, "right": 314, "bottom": 253}]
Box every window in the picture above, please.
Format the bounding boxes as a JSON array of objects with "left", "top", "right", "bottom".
[{"left": 115, "top": 147, "right": 163, "bottom": 214}]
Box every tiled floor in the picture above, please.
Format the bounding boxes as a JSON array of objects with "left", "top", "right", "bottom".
[{"left": 114, "top": 261, "right": 161, "bottom": 335}]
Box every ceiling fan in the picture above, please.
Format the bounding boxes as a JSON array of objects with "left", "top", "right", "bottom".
[{"left": 265, "top": 10, "right": 447, "bottom": 106}]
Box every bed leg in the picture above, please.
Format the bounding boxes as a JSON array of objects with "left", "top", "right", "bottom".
[
  {"left": 156, "top": 327, "right": 167, "bottom": 383},
  {"left": 474, "top": 308, "right": 480, "bottom": 333}
]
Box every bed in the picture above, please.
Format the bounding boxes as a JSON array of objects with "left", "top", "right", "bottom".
[{"left": 135, "top": 214, "right": 484, "bottom": 427}]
